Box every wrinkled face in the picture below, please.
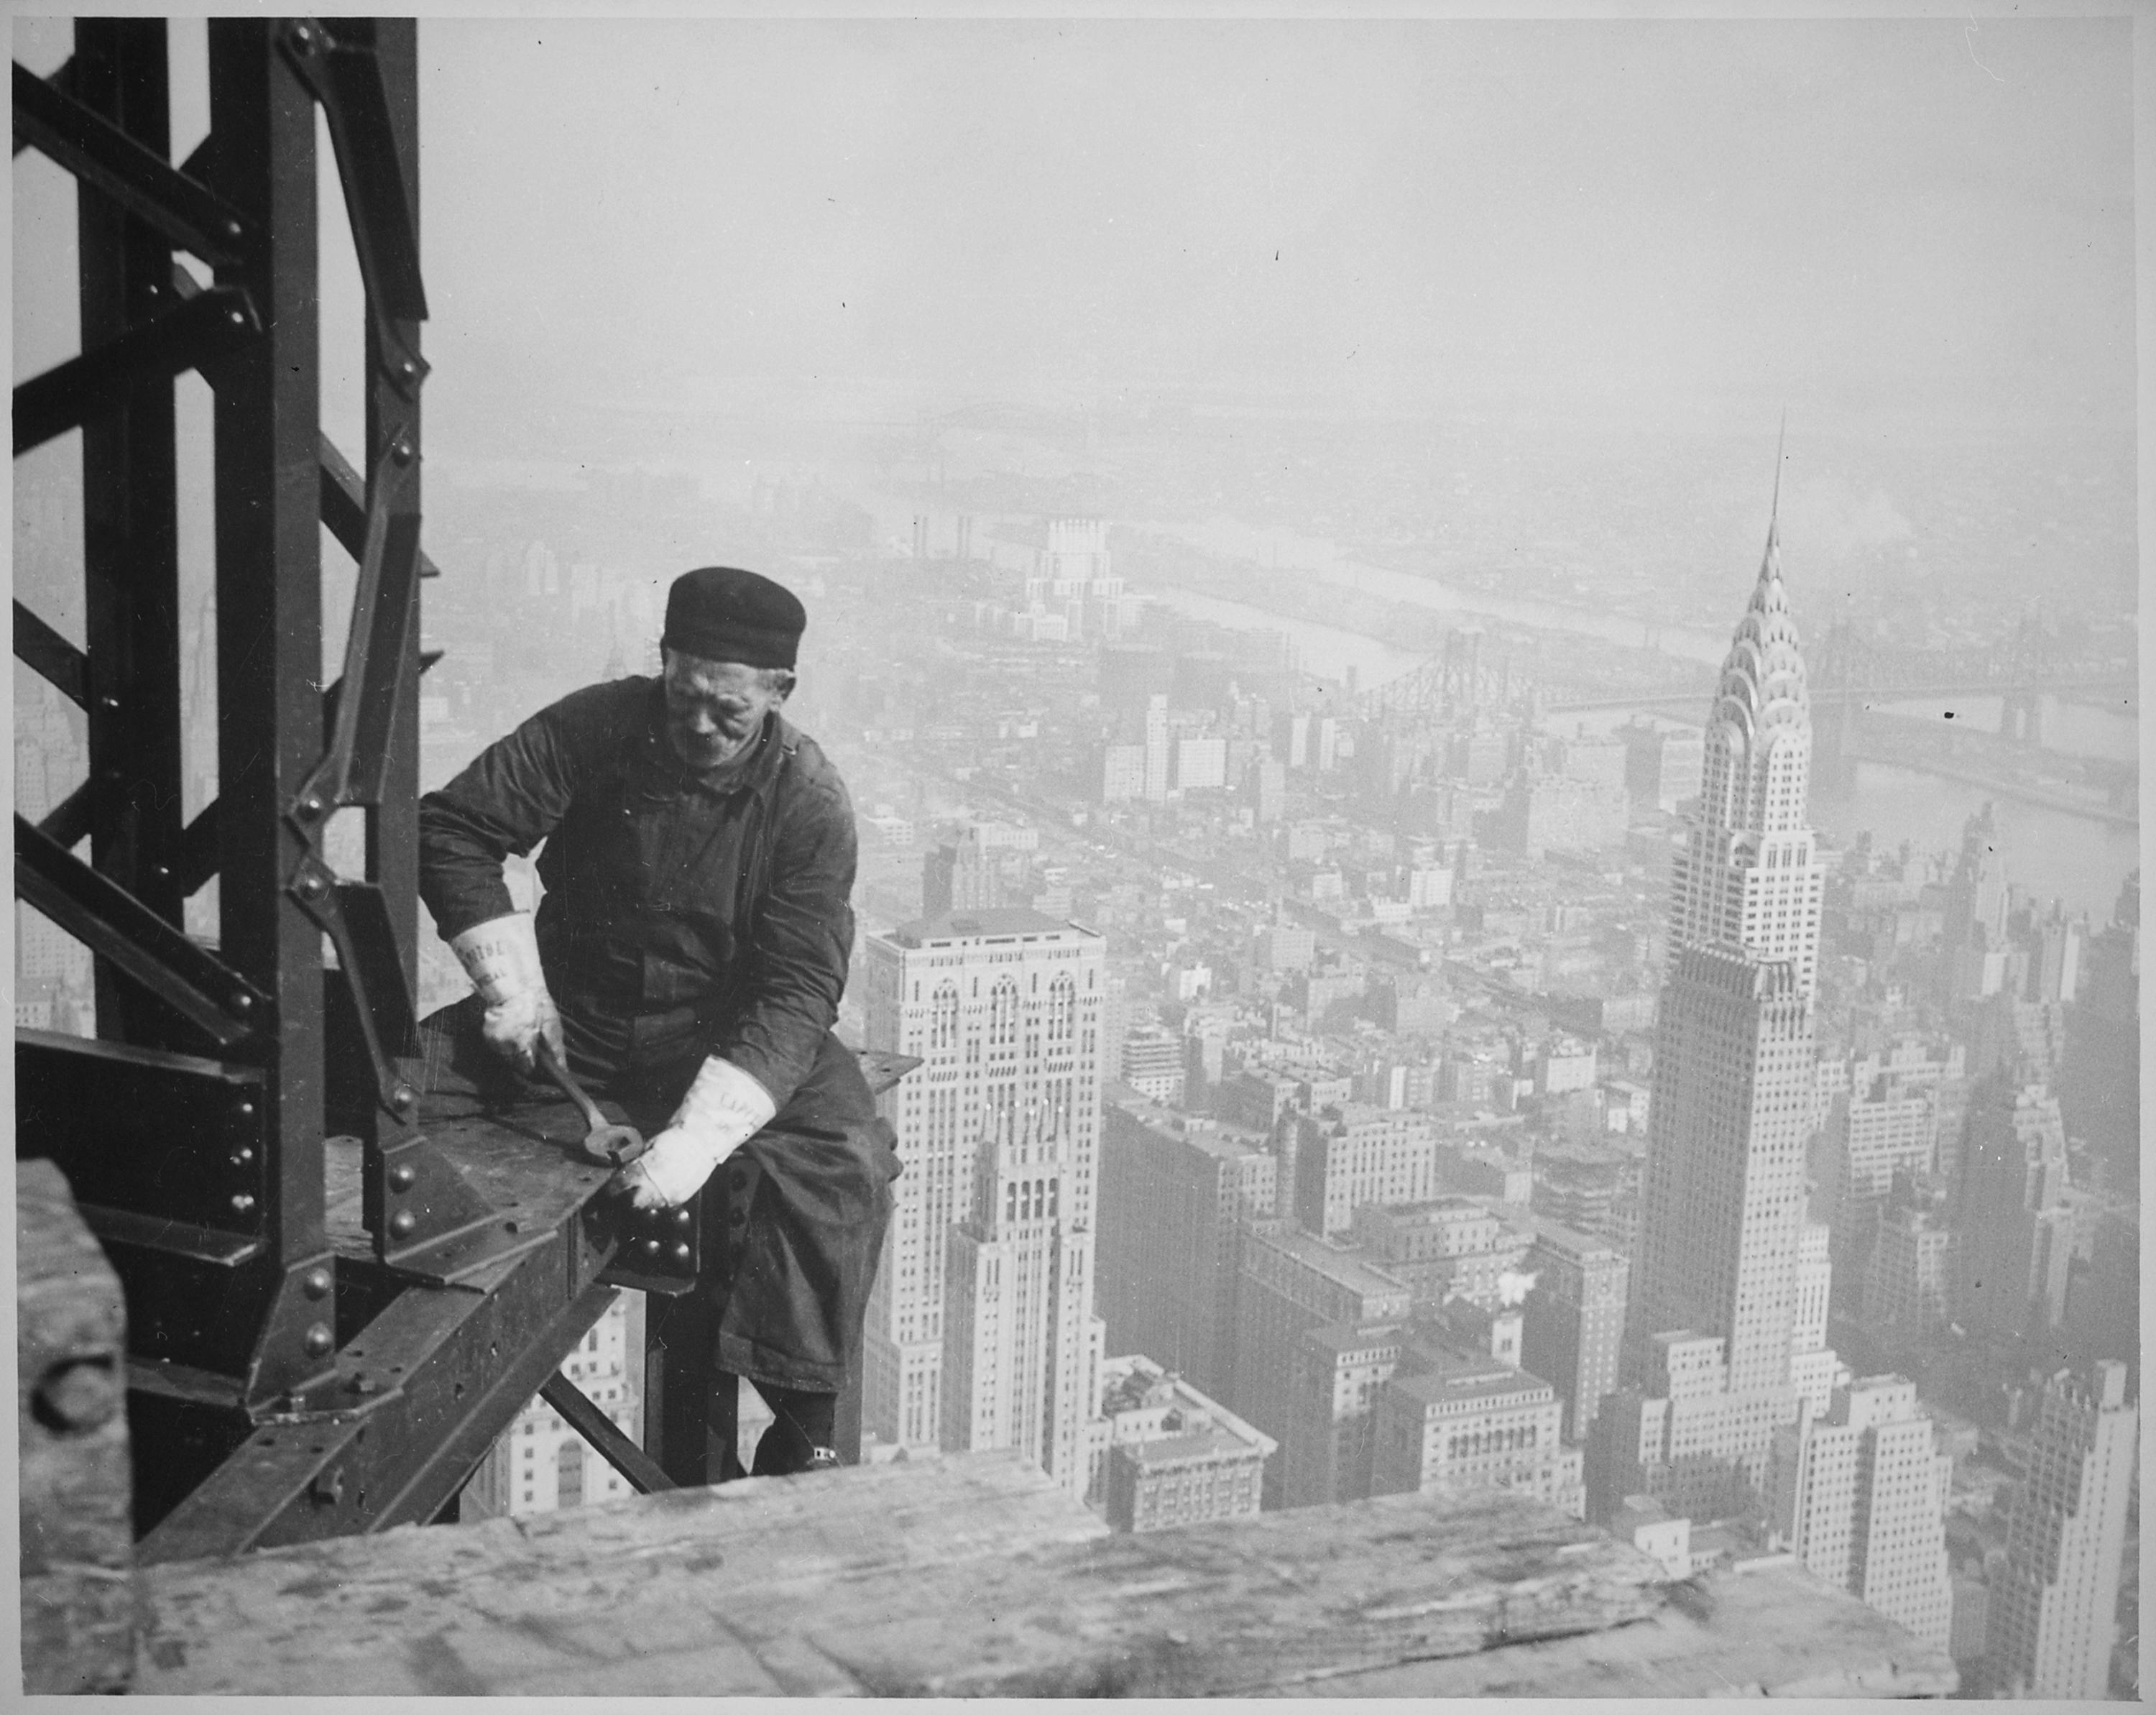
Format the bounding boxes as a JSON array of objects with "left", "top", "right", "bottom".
[{"left": 661, "top": 649, "right": 791, "bottom": 771}]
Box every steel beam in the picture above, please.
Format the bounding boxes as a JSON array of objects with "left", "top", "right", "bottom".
[
  {"left": 72, "top": 20, "right": 190, "bottom": 1055},
  {"left": 204, "top": 17, "right": 338, "bottom": 1411},
  {"left": 13, "top": 599, "right": 88, "bottom": 707},
  {"left": 13, "top": 55, "right": 248, "bottom": 265}
]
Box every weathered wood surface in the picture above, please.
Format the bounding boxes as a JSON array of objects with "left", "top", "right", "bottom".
[
  {"left": 135, "top": 1450, "right": 1104, "bottom": 1693},
  {"left": 137, "top": 1449, "right": 1676, "bottom": 1696},
  {"left": 19, "top": 1158, "right": 134, "bottom": 1693},
  {"left": 1289, "top": 1564, "right": 1960, "bottom": 1698}
]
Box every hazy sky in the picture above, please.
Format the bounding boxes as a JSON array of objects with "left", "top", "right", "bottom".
[{"left": 405, "top": 16, "right": 2133, "bottom": 441}]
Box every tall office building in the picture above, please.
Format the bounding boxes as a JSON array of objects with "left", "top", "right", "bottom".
[
  {"left": 1953, "top": 1074, "right": 2069, "bottom": 1342},
  {"left": 862, "top": 909, "right": 1106, "bottom": 1493},
  {"left": 1143, "top": 693, "right": 1171, "bottom": 803},
  {"left": 1232, "top": 1225, "right": 1411, "bottom": 1505},
  {"left": 1519, "top": 1222, "right": 1630, "bottom": 1443},
  {"left": 1095, "top": 1097, "right": 1276, "bottom": 1403},
  {"left": 1766, "top": 1375, "right": 1953, "bottom": 1652},
  {"left": 1626, "top": 944, "right": 1814, "bottom": 1397},
  {"left": 1987, "top": 1361, "right": 2136, "bottom": 1699},
  {"left": 1602, "top": 475, "right": 1847, "bottom": 1526}
]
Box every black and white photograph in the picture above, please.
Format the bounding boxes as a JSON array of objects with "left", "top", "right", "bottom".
[{"left": 11, "top": 6, "right": 2140, "bottom": 1698}]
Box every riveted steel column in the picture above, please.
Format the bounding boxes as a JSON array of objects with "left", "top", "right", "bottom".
[
  {"left": 74, "top": 19, "right": 188, "bottom": 1049},
  {"left": 204, "top": 21, "right": 334, "bottom": 1400}
]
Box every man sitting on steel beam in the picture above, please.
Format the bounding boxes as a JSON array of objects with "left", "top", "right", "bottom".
[{"left": 416, "top": 566, "right": 896, "bottom": 1477}]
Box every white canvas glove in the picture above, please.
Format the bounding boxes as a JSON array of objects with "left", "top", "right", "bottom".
[
  {"left": 619, "top": 1056, "right": 776, "bottom": 1210},
  {"left": 448, "top": 913, "right": 563, "bottom": 1075}
]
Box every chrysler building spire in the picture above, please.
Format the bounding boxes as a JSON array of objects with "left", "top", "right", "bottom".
[{"left": 1665, "top": 436, "right": 1824, "bottom": 998}]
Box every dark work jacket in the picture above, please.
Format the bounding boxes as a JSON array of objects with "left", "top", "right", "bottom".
[{"left": 417, "top": 678, "right": 895, "bottom": 1391}]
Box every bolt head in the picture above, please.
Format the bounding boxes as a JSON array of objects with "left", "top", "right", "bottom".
[
  {"left": 303, "top": 1323, "right": 334, "bottom": 1358},
  {"left": 303, "top": 1268, "right": 332, "bottom": 1299},
  {"left": 389, "top": 1210, "right": 417, "bottom": 1238},
  {"left": 387, "top": 1164, "right": 416, "bottom": 1192}
]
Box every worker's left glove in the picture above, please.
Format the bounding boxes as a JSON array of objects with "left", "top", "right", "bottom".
[{"left": 618, "top": 1056, "right": 776, "bottom": 1210}]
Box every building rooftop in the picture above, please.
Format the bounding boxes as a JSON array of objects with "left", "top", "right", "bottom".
[
  {"left": 1389, "top": 1353, "right": 1555, "bottom": 1409},
  {"left": 883, "top": 908, "right": 1098, "bottom": 947},
  {"left": 1301, "top": 1320, "right": 1409, "bottom": 1358},
  {"left": 1254, "top": 1226, "right": 1414, "bottom": 1302},
  {"left": 1119, "top": 1425, "right": 1268, "bottom": 1468}
]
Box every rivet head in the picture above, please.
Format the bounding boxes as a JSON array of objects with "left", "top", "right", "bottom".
[
  {"left": 300, "top": 794, "right": 325, "bottom": 818},
  {"left": 389, "top": 1210, "right": 417, "bottom": 1238},
  {"left": 671, "top": 1243, "right": 691, "bottom": 1263},
  {"left": 230, "top": 1193, "right": 256, "bottom": 1214},
  {"left": 232, "top": 994, "right": 253, "bottom": 1012},
  {"left": 390, "top": 1083, "right": 418, "bottom": 1112},
  {"left": 292, "top": 23, "right": 314, "bottom": 47},
  {"left": 398, "top": 359, "right": 418, "bottom": 380},
  {"left": 390, "top": 438, "right": 415, "bottom": 466},
  {"left": 238, "top": 1101, "right": 256, "bottom": 1117},
  {"left": 229, "top": 309, "right": 245, "bottom": 326},
  {"left": 387, "top": 1164, "right": 416, "bottom": 1192},
  {"left": 640, "top": 1238, "right": 660, "bottom": 1257},
  {"left": 303, "top": 1323, "right": 334, "bottom": 1358},
  {"left": 672, "top": 1208, "right": 692, "bottom": 1228},
  {"left": 297, "top": 873, "right": 327, "bottom": 899},
  {"left": 303, "top": 1269, "right": 332, "bottom": 1299},
  {"left": 98, "top": 694, "right": 119, "bottom": 710},
  {"left": 229, "top": 1146, "right": 254, "bottom": 1167}
]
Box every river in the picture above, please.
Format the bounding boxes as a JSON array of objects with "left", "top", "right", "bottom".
[
  {"left": 1144, "top": 584, "right": 2137, "bottom": 923},
  {"left": 1132, "top": 519, "right": 1733, "bottom": 665}
]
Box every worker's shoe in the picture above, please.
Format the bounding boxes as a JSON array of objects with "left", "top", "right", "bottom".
[{"left": 805, "top": 1445, "right": 842, "bottom": 1473}]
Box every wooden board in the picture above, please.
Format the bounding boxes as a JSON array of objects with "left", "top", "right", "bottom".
[
  {"left": 136, "top": 1449, "right": 1105, "bottom": 1695},
  {"left": 135, "top": 1450, "right": 1682, "bottom": 1697},
  {"left": 18, "top": 1159, "right": 134, "bottom": 1693},
  {"left": 1290, "top": 1563, "right": 1960, "bottom": 1698}
]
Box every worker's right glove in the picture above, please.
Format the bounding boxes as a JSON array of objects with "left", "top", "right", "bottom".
[{"left": 448, "top": 912, "right": 563, "bottom": 1076}]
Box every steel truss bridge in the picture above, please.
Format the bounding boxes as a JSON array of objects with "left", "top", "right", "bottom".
[{"left": 14, "top": 18, "right": 912, "bottom": 1563}]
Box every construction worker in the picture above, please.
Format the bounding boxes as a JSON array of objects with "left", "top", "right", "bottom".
[{"left": 417, "top": 566, "right": 895, "bottom": 1476}]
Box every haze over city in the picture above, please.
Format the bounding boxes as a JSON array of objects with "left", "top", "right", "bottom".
[{"left": 10, "top": 11, "right": 2139, "bottom": 1700}]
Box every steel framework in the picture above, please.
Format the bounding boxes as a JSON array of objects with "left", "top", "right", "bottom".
[{"left": 14, "top": 17, "right": 909, "bottom": 1560}]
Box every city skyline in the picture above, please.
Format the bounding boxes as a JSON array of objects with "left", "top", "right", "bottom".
[{"left": 10, "top": 12, "right": 2137, "bottom": 1696}]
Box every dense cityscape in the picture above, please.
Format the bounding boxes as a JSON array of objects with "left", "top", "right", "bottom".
[
  {"left": 26, "top": 428, "right": 2134, "bottom": 1695},
  {"left": 11, "top": 12, "right": 2135, "bottom": 1702}
]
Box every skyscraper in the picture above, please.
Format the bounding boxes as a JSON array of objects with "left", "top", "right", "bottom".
[
  {"left": 1660, "top": 496, "right": 1825, "bottom": 1002},
  {"left": 1986, "top": 1361, "right": 2136, "bottom": 1699},
  {"left": 1095, "top": 1096, "right": 1276, "bottom": 1403},
  {"left": 1600, "top": 464, "right": 1847, "bottom": 1525},
  {"left": 861, "top": 908, "right": 1106, "bottom": 1489},
  {"left": 1767, "top": 1375, "right": 1954, "bottom": 1652}
]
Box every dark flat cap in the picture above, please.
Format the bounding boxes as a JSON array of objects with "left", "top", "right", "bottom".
[{"left": 662, "top": 566, "right": 806, "bottom": 669}]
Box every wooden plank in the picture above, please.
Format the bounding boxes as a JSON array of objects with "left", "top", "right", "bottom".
[
  {"left": 1292, "top": 1561, "right": 1959, "bottom": 1698},
  {"left": 135, "top": 1449, "right": 1105, "bottom": 1694},
  {"left": 136, "top": 1452, "right": 1677, "bottom": 1696},
  {"left": 783, "top": 1484, "right": 1668, "bottom": 1698},
  {"left": 18, "top": 1159, "right": 134, "bottom": 1693}
]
